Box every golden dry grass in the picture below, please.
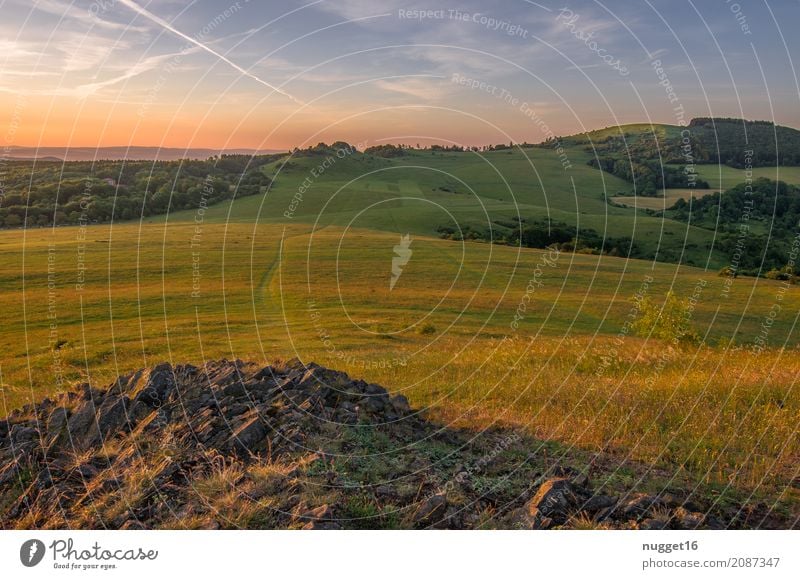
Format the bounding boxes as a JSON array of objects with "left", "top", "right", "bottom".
[{"left": 0, "top": 221, "right": 797, "bottom": 506}]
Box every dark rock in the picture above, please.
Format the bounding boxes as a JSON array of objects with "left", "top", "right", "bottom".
[
  {"left": 297, "top": 366, "right": 350, "bottom": 392},
  {"left": 222, "top": 382, "right": 248, "bottom": 398},
  {"left": 412, "top": 493, "right": 447, "bottom": 527},
  {"left": 391, "top": 395, "right": 411, "bottom": 414},
  {"left": 225, "top": 403, "right": 249, "bottom": 417},
  {"left": 673, "top": 507, "right": 705, "bottom": 528},
  {"left": 10, "top": 425, "right": 38, "bottom": 444},
  {"left": 359, "top": 395, "right": 387, "bottom": 414},
  {"left": 35, "top": 469, "right": 53, "bottom": 489},
  {"left": 616, "top": 493, "right": 665, "bottom": 519},
  {"left": 0, "top": 462, "right": 20, "bottom": 486},
  {"left": 66, "top": 401, "right": 97, "bottom": 446},
  {"left": 131, "top": 364, "right": 175, "bottom": 407},
  {"left": 46, "top": 407, "right": 69, "bottom": 446},
  {"left": 582, "top": 493, "right": 618, "bottom": 513},
  {"left": 365, "top": 383, "right": 388, "bottom": 396},
  {"left": 78, "top": 383, "right": 103, "bottom": 401},
  {"left": 524, "top": 477, "right": 589, "bottom": 525},
  {"left": 0, "top": 358, "right": 754, "bottom": 530},
  {"left": 375, "top": 485, "right": 398, "bottom": 500},
  {"left": 91, "top": 396, "right": 130, "bottom": 445},
  {"left": 230, "top": 416, "right": 268, "bottom": 456}
]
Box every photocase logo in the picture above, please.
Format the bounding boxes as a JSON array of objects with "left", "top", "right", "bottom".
[
  {"left": 390, "top": 234, "right": 413, "bottom": 290},
  {"left": 20, "top": 539, "right": 45, "bottom": 567}
]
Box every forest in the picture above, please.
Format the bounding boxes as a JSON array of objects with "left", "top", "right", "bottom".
[{"left": 0, "top": 155, "right": 277, "bottom": 227}]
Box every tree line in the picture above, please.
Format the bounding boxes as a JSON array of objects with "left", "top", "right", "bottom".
[{"left": 0, "top": 155, "right": 276, "bottom": 227}]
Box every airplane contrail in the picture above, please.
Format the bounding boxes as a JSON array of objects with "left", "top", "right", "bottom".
[{"left": 116, "top": 0, "right": 303, "bottom": 104}]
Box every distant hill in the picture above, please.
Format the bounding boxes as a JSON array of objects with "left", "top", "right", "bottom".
[
  {"left": 557, "top": 118, "right": 800, "bottom": 167},
  {"left": 546, "top": 118, "right": 800, "bottom": 196},
  {"left": 1, "top": 146, "right": 285, "bottom": 162}
]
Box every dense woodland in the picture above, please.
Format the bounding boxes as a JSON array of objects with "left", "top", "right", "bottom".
[
  {"left": 438, "top": 219, "right": 639, "bottom": 258},
  {"left": 0, "top": 155, "right": 276, "bottom": 227},
  {"left": 588, "top": 156, "right": 709, "bottom": 196},
  {"left": 687, "top": 118, "right": 800, "bottom": 167},
  {"left": 570, "top": 118, "right": 800, "bottom": 196},
  {"left": 669, "top": 178, "right": 800, "bottom": 275}
]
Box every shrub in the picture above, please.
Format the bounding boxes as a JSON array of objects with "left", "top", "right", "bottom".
[
  {"left": 632, "top": 291, "right": 700, "bottom": 343},
  {"left": 417, "top": 323, "right": 437, "bottom": 335}
]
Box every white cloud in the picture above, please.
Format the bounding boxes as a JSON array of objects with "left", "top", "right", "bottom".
[{"left": 374, "top": 76, "right": 450, "bottom": 100}]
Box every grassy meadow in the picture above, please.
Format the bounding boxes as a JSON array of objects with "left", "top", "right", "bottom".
[
  {"left": 1, "top": 134, "right": 799, "bottom": 518},
  {"left": 611, "top": 188, "right": 720, "bottom": 211},
  {"left": 1, "top": 219, "right": 798, "bottom": 512},
  {"left": 153, "top": 146, "right": 726, "bottom": 268}
]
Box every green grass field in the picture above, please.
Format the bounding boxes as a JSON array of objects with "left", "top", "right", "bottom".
[
  {"left": 2, "top": 136, "right": 799, "bottom": 514},
  {"left": 152, "top": 146, "right": 729, "bottom": 268},
  {"left": 695, "top": 165, "right": 800, "bottom": 190},
  {"left": 611, "top": 188, "right": 720, "bottom": 211},
  {"left": 1, "top": 219, "right": 798, "bottom": 508}
]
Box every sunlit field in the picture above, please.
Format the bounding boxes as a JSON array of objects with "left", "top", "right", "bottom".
[
  {"left": 611, "top": 188, "right": 720, "bottom": 211},
  {"left": 1, "top": 221, "right": 797, "bottom": 513}
]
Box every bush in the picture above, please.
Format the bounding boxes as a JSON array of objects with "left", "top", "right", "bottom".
[
  {"left": 632, "top": 291, "right": 700, "bottom": 343},
  {"left": 417, "top": 323, "right": 437, "bottom": 335},
  {"left": 765, "top": 266, "right": 794, "bottom": 281}
]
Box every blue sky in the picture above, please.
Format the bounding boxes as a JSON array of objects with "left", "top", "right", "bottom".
[{"left": 1, "top": 0, "right": 798, "bottom": 148}]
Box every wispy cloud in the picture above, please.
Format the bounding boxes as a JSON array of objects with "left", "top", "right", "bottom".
[
  {"left": 374, "top": 76, "right": 450, "bottom": 101},
  {"left": 115, "top": 0, "right": 303, "bottom": 104},
  {"left": 0, "top": 46, "right": 199, "bottom": 98},
  {"left": 25, "top": 0, "right": 150, "bottom": 33}
]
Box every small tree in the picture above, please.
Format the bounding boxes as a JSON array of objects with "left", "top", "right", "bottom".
[
  {"left": 765, "top": 265, "right": 794, "bottom": 281},
  {"left": 632, "top": 291, "right": 700, "bottom": 343}
]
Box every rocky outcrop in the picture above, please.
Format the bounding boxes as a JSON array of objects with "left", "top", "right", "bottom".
[{"left": 0, "top": 359, "right": 785, "bottom": 530}]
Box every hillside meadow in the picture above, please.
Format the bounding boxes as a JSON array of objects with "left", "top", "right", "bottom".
[
  {"left": 151, "top": 146, "right": 726, "bottom": 268},
  {"left": 0, "top": 220, "right": 797, "bottom": 514}
]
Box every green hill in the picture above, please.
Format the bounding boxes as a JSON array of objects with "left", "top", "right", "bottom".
[
  {"left": 550, "top": 118, "right": 800, "bottom": 196},
  {"left": 158, "top": 144, "right": 721, "bottom": 267}
]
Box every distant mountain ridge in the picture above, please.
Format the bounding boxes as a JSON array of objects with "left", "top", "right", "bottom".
[{"left": 1, "top": 146, "right": 285, "bottom": 162}]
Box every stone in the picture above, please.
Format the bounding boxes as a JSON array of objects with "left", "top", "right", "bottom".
[
  {"left": 66, "top": 401, "right": 97, "bottom": 446},
  {"left": 305, "top": 504, "right": 333, "bottom": 520},
  {"left": 222, "top": 382, "right": 248, "bottom": 398},
  {"left": 673, "top": 506, "right": 706, "bottom": 528},
  {"left": 582, "top": 493, "right": 618, "bottom": 513},
  {"left": 617, "top": 493, "right": 665, "bottom": 519},
  {"left": 96, "top": 396, "right": 129, "bottom": 437},
  {"left": 230, "top": 416, "right": 268, "bottom": 455},
  {"left": 46, "top": 407, "right": 69, "bottom": 445},
  {"left": 365, "top": 383, "right": 388, "bottom": 396},
  {"left": 131, "top": 364, "right": 175, "bottom": 407},
  {"left": 359, "top": 395, "right": 387, "bottom": 414},
  {"left": 524, "top": 477, "right": 590, "bottom": 525},
  {"left": 10, "top": 425, "right": 38, "bottom": 444},
  {"left": 412, "top": 493, "right": 447, "bottom": 527},
  {"left": 391, "top": 395, "right": 411, "bottom": 414}
]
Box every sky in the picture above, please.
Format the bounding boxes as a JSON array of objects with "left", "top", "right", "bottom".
[{"left": 1, "top": 0, "right": 799, "bottom": 150}]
